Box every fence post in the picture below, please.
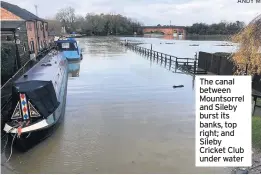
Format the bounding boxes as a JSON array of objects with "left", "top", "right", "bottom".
[
  {"left": 169, "top": 56, "right": 172, "bottom": 70},
  {"left": 150, "top": 44, "right": 152, "bottom": 56},
  {"left": 194, "top": 60, "right": 197, "bottom": 74},
  {"left": 175, "top": 57, "right": 178, "bottom": 69}
]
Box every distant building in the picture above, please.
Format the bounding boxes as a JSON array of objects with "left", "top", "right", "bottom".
[
  {"left": 141, "top": 25, "right": 186, "bottom": 39},
  {"left": 1, "top": 1, "right": 49, "bottom": 56}
]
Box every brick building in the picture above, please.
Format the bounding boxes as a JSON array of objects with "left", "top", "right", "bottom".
[
  {"left": 142, "top": 25, "right": 186, "bottom": 39},
  {"left": 1, "top": 1, "right": 49, "bottom": 56}
]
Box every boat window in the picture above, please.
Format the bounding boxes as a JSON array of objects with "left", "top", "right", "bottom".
[
  {"left": 57, "top": 42, "right": 77, "bottom": 51},
  {"left": 62, "top": 43, "right": 70, "bottom": 49}
]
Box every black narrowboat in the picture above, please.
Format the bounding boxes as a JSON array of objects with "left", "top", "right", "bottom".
[{"left": 3, "top": 50, "right": 68, "bottom": 151}]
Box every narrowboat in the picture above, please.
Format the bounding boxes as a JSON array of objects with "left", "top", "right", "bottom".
[
  {"left": 3, "top": 50, "right": 68, "bottom": 151},
  {"left": 68, "top": 62, "right": 81, "bottom": 77},
  {"left": 56, "top": 37, "right": 83, "bottom": 61}
]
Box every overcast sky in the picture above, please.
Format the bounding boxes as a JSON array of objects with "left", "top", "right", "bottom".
[{"left": 4, "top": 0, "right": 261, "bottom": 25}]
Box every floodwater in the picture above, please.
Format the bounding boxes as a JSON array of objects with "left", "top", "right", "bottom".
[
  {"left": 2, "top": 37, "right": 230, "bottom": 174},
  {"left": 121, "top": 36, "right": 238, "bottom": 58}
]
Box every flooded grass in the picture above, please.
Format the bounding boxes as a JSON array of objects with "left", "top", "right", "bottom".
[{"left": 252, "top": 116, "right": 261, "bottom": 150}]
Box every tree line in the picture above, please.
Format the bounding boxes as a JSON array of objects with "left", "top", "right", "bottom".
[
  {"left": 51, "top": 7, "right": 143, "bottom": 36},
  {"left": 185, "top": 21, "right": 245, "bottom": 35},
  {"left": 48, "top": 7, "right": 246, "bottom": 36}
]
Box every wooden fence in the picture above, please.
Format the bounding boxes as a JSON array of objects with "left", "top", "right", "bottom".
[{"left": 120, "top": 42, "right": 207, "bottom": 75}]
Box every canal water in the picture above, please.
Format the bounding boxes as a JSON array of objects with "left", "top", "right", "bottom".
[{"left": 2, "top": 37, "right": 230, "bottom": 174}]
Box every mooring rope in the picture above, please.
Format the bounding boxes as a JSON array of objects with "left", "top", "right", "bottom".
[
  {"left": 2, "top": 121, "right": 24, "bottom": 163},
  {"left": 5, "top": 133, "right": 17, "bottom": 163}
]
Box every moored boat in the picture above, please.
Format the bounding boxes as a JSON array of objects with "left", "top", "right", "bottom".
[
  {"left": 56, "top": 37, "right": 83, "bottom": 61},
  {"left": 3, "top": 50, "right": 68, "bottom": 151}
]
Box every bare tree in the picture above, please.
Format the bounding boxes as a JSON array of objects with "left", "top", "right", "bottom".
[{"left": 56, "top": 7, "right": 76, "bottom": 33}]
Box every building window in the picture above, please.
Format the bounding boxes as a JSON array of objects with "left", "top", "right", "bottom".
[
  {"left": 41, "top": 23, "right": 43, "bottom": 31},
  {"left": 6, "top": 35, "right": 12, "bottom": 41},
  {"left": 28, "top": 23, "right": 32, "bottom": 31},
  {"left": 30, "top": 40, "right": 35, "bottom": 53},
  {"left": 23, "top": 43, "right": 26, "bottom": 52},
  {"left": 41, "top": 41, "right": 43, "bottom": 49}
]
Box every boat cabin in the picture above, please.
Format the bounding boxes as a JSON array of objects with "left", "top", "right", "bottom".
[{"left": 56, "top": 38, "right": 83, "bottom": 61}]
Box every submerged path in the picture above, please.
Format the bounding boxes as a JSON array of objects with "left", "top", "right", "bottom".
[{"left": 1, "top": 37, "right": 229, "bottom": 174}]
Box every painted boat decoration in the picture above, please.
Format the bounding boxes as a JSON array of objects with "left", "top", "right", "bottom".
[
  {"left": 68, "top": 62, "right": 81, "bottom": 77},
  {"left": 56, "top": 37, "right": 83, "bottom": 61},
  {"left": 3, "top": 50, "right": 68, "bottom": 151}
]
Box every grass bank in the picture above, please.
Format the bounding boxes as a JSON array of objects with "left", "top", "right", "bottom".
[{"left": 252, "top": 116, "right": 261, "bottom": 150}]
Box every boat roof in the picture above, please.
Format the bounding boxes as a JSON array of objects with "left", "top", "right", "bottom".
[{"left": 15, "top": 50, "right": 66, "bottom": 84}]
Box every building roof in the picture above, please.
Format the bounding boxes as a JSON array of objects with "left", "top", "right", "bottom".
[
  {"left": 1, "top": 1, "right": 45, "bottom": 22},
  {"left": 1, "top": 20, "right": 25, "bottom": 31}
]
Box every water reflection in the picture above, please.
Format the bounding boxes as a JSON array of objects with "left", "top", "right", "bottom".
[
  {"left": 78, "top": 37, "right": 127, "bottom": 57},
  {"left": 143, "top": 35, "right": 185, "bottom": 40},
  {"left": 68, "top": 61, "right": 81, "bottom": 77}
]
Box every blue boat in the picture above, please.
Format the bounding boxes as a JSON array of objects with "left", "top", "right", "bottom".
[
  {"left": 3, "top": 50, "right": 68, "bottom": 151},
  {"left": 56, "top": 37, "right": 83, "bottom": 61}
]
